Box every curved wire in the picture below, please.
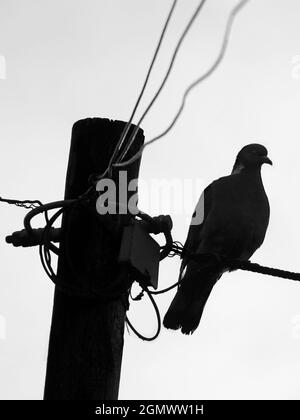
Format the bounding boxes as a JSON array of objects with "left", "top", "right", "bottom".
[
  {"left": 39, "top": 208, "right": 65, "bottom": 281},
  {"left": 115, "top": 0, "right": 207, "bottom": 166},
  {"left": 126, "top": 283, "right": 161, "bottom": 341},
  {"left": 94, "top": 0, "right": 178, "bottom": 180},
  {"left": 39, "top": 203, "right": 130, "bottom": 300},
  {"left": 0, "top": 196, "right": 43, "bottom": 210},
  {"left": 113, "top": 0, "right": 251, "bottom": 169},
  {"left": 149, "top": 262, "right": 185, "bottom": 295},
  {"left": 24, "top": 199, "right": 77, "bottom": 235}
]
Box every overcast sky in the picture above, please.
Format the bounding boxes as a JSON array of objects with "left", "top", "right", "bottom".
[{"left": 1, "top": 0, "right": 300, "bottom": 400}]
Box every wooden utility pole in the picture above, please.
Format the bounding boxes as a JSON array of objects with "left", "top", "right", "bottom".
[{"left": 43, "top": 118, "right": 144, "bottom": 400}]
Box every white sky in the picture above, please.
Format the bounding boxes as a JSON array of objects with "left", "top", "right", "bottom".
[{"left": 1, "top": 0, "right": 300, "bottom": 400}]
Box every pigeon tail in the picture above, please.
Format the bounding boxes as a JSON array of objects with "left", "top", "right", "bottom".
[{"left": 163, "top": 264, "right": 221, "bottom": 335}]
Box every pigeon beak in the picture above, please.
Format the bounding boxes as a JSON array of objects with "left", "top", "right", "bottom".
[{"left": 262, "top": 156, "right": 272, "bottom": 165}]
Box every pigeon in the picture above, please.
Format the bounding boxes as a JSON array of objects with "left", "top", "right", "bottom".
[{"left": 163, "top": 144, "right": 272, "bottom": 335}]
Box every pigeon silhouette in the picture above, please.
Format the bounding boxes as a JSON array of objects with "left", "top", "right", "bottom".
[{"left": 163, "top": 144, "right": 272, "bottom": 335}]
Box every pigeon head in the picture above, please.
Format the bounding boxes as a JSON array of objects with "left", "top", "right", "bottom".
[{"left": 232, "top": 144, "right": 272, "bottom": 174}]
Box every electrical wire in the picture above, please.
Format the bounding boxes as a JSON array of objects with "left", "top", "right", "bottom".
[
  {"left": 113, "top": 0, "right": 251, "bottom": 169},
  {"left": 126, "top": 282, "right": 161, "bottom": 341},
  {"left": 0, "top": 196, "right": 43, "bottom": 209},
  {"left": 91, "top": 0, "right": 207, "bottom": 182},
  {"left": 107, "top": 0, "right": 177, "bottom": 173},
  {"left": 115, "top": 0, "right": 208, "bottom": 166},
  {"left": 37, "top": 200, "right": 131, "bottom": 300},
  {"left": 149, "top": 264, "right": 185, "bottom": 295},
  {"left": 24, "top": 199, "right": 77, "bottom": 236},
  {"left": 39, "top": 207, "right": 64, "bottom": 281},
  {"left": 93, "top": 0, "right": 178, "bottom": 181}
]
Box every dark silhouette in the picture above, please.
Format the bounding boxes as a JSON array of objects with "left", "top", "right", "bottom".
[
  {"left": 44, "top": 118, "right": 144, "bottom": 400},
  {"left": 163, "top": 144, "right": 272, "bottom": 335}
]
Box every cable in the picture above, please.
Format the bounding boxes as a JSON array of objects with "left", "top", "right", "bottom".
[
  {"left": 145, "top": 0, "right": 251, "bottom": 149},
  {"left": 149, "top": 257, "right": 185, "bottom": 296},
  {"left": 150, "top": 272, "right": 183, "bottom": 295},
  {"left": 38, "top": 200, "right": 131, "bottom": 300},
  {"left": 0, "top": 196, "right": 43, "bottom": 210},
  {"left": 92, "top": 0, "right": 178, "bottom": 181},
  {"left": 105, "top": 0, "right": 178, "bottom": 177},
  {"left": 39, "top": 207, "right": 64, "bottom": 281},
  {"left": 167, "top": 243, "right": 300, "bottom": 283},
  {"left": 114, "top": 0, "right": 251, "bottom": 169},
  {"left": 225, "top": 260, "right": 300, "bottom": 282},
  {"left": 115, "top": 0, "right": 208, "bottom": 166},
  {"left": 126, "top": 282, "right": 161, "bottom": 341},
  {"left": 24, "top": 199, "right": 78, "bottom": 236}
]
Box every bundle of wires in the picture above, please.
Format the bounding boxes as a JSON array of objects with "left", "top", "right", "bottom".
[
  {"left": 91, "top": 0, "right": 251, "bottom": 180},
  {"left": 35, "top": 200, "right": 134, "bottom": 300}
]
